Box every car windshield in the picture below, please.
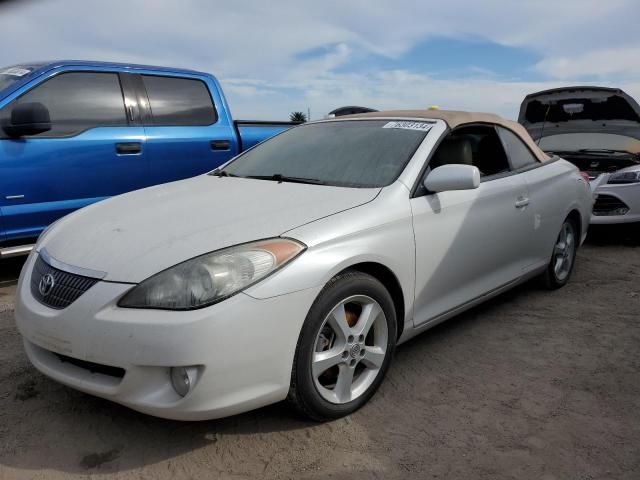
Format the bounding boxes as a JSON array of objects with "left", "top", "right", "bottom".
[
  {"left": 222, "top": 119, "right": 433, "bottom": 188},
  {"left": 0, "top": 64, "right": 40, "bottom": 93}
]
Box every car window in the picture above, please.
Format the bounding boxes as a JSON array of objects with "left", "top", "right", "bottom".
[
  {"left": 223, "top": 120, "right": 431, "bottom": 188},
  {"left": 0, "top": 71, "right": 127, "bottom": 137},
  {"left": 142, "top": 75, "right": 217, "bottom": 126},
  {"left": 497, "top": 126, "right": 539, "bottom": 170},
  {"left": 428, "top": 125, "right": 510, "bottom": 178}
]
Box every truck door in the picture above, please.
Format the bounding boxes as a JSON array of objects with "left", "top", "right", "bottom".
[
  {"left": 0, "top": 70, "right": 150, "bottom": 243},
  {"left": 135, "top": 73, "right": 238, "bottom": 185}
]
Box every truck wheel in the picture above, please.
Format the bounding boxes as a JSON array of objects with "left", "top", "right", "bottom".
[{"left": 288, "top": 271, "right": 396, "bottom": 421}]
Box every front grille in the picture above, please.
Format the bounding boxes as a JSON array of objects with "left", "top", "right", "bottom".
[
  {"left": 31, "top": 255, "right": 99, "bottom": 309},
  {"left": 54, "top": 352, "right": 125, "bottom": 378},
  {"left": 593, "top": 194, "right": 629, "bottom": 216}
]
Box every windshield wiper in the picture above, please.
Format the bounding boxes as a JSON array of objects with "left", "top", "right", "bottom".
[
  {"left": 243, "top": 174, "right": 326, "bottom": 185},
  {"left": 209, "top": 170, "right": 326, "bottom": 184},
  {"left": 578, "top": 148, "right": 637, "bottom": 155},
  {"left": 548, "top": 149, "right": 638, "bottom": 158}
]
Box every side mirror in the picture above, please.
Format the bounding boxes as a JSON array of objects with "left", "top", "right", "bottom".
[
  {"left": 423, "top": 164, "right": 480, "bottom": 193},
  {"left": 2, "top": 102, "right": 51, "bottom": 137}
]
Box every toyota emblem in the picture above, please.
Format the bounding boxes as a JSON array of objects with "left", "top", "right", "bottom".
[{"left": 38, "top": 273, "right": 55, "bottom": 297}]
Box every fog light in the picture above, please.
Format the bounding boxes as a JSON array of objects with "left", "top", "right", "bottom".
[
  {"left": 170, "top": 366, "right": 198, "bottom": 397},
  {"left": 596, "top": 207, "right": 629, "bottom": 216},
  {"left": 612, "top": 207, "right": 629, "bottom": 216}
]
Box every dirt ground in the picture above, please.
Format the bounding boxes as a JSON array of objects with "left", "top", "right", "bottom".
[{"left": 0, "top": 226, "right": 639, "bottom": 480}]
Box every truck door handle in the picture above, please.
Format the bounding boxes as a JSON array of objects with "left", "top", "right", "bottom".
[
  {"left": 115, "top": 142, "right": 142, "bottom": 155},
  {"left": 515, "top": 197, "right": 530, "bottom": 209},
  {"left": 210, "top": 140, "right": 231, "bottom": 151}
]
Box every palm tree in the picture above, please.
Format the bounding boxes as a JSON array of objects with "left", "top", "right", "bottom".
[{"left": 290, "top": 111, "right": 307, "bottom": 123}]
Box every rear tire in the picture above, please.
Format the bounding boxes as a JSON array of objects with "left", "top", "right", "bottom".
[
  {"left": 288, "top": 271, "right": 397, "bottom": 421},
  {"left": 541, "top": 216, "right": 578, "bottom": 289}
]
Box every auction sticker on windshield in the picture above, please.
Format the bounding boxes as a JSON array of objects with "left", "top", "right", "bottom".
[{"left": 383, "top": 121, "right": 433, "bottom": 132}]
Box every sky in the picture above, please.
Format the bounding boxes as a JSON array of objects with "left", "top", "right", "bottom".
[{"left": 1, "top": 0, "right": 639, "bottom": 121}]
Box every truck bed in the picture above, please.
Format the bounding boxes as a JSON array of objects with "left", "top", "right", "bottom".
[{"left": 235, "top": 120, "right": 301, "bottom": 151}]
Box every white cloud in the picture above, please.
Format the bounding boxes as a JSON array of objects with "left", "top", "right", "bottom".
[
  {"left": 534, "top": 46, "right": 640, "bottom": 80},
  {"left": 0, "top": 0, "right": 639, "bottom": 119}
]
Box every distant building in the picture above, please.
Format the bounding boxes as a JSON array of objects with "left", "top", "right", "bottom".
[{"left": 327, "top": 106, "right": 378, "bottom": 117}]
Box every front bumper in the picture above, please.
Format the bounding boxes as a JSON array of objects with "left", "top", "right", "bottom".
[
  {"left": 15, "top": 252, "right": 321, "bottom": 420},
  {"left": 590, "top": 179, "right": 640, "bottom": 224}
]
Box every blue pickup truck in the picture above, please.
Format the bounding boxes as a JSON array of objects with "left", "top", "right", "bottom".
[{"left": 0, "top": 60, "right": 297, "bottom": 258}]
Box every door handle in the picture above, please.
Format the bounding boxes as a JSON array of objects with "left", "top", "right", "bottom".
[
  {"left": 210, "top": 140, "right": 231, "bottom": 151},
  {"left": 115, "top": 142, "right": 142, "bottom": 155},
  {"left": 515, "top": 197, "right": 530, "bottom": 209}
]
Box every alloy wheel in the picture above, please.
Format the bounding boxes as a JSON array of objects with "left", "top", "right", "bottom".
[
  {"left": 553, "top": 221, "right": 576, "bottom": 281},
  {"left": 312, "top": 295, "right": 388, "bottom": 404}
]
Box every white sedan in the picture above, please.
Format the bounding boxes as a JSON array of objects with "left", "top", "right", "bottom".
[
  {"left": 15, "top": 110, "right": 593, "bottom": 421},
  {"left": 519, "top": 86, "right": 640, "bottom": 224}
]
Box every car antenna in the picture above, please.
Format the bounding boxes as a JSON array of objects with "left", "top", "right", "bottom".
[{"left": 536, "top": 103, "right": 551, "bottom": 146}]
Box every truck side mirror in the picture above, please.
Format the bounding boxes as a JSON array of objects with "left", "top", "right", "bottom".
[{"left": 3, "top": 102, "right": 52, "bottom": 137}]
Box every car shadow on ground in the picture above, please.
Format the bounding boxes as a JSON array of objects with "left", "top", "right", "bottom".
[
  {"left": 0, "top": 255, "right": 26, "bottom": 284},
  {"left": 586, "top": 223, "right": 640, "bottom": 246},
  {"left": 1, "top": 375, "right": 319, "bottom": 473}
]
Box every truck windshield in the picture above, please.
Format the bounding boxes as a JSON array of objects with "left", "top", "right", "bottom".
[
  {"left": 222, "top": 119, "right": 432, "bottom": 188},
  {"left": 0, "top": 65, "right": 41, "bottom": 93}
]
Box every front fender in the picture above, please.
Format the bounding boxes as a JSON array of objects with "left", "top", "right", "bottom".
[{"left": 245, "top": 187, "right": 416, "bottom": 326}]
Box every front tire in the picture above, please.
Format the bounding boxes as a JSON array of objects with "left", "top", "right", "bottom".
[
  {"left": 541, "top": 216, "right": 579, "bottom": 289},
  {"left": 288, "top": 271, "right": 397, "bottom": 421}
]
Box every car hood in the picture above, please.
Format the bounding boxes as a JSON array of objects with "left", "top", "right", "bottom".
[
  {"left": 39, "top": 175, "right": 379, "bottom": 283},
  {"left": 518, "top": 87, "right": 640, "bottom": 141}
]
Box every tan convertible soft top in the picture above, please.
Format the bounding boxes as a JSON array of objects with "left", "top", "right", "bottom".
[{"left": 344, "top": 109, "right": 550, "bottom": 162}]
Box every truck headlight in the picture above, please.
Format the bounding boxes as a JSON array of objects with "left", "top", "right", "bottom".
[
  {"left": 118, "top": 238, "right": 305, "bottom": 310},
  {"left": 608, "top": 171, "right": 640, "bottom": 184}
]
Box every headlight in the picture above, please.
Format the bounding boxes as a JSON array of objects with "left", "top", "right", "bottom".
[
  {"left": 608, "top": 171, "right": 640, "bottom": 184},
  {"left": 119, "top": 238, "right": 305, "bottom": 310}
]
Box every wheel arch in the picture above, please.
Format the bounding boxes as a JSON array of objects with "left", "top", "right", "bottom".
[
  {"left": 567, "top": 208, "right": 583, "bottom": 237},
  {"left": 337, "top": 261, "right": 406, "bottom": 340}
]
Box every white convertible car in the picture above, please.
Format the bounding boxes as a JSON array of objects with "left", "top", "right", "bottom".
[{"left": 16, "top": 110, "right": 592, "bottom": 421}]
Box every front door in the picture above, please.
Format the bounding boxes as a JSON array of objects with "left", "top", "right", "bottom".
[
  {"left": 0, "top": 70, "right": 149, "bottom": 242},
  {"left": 410, "top": 125, "right": 532, "bottom": 326}
]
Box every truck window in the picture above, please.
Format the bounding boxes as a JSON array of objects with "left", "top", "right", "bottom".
[
  {"left": 141, "top": 75, "right": 217, "bottom": 126},
  {"left": 0, "top": 64, "right": 42, "bottom": 92},
  {"left": 0, "top": 72, "right": 127, "bottom": 137}
]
